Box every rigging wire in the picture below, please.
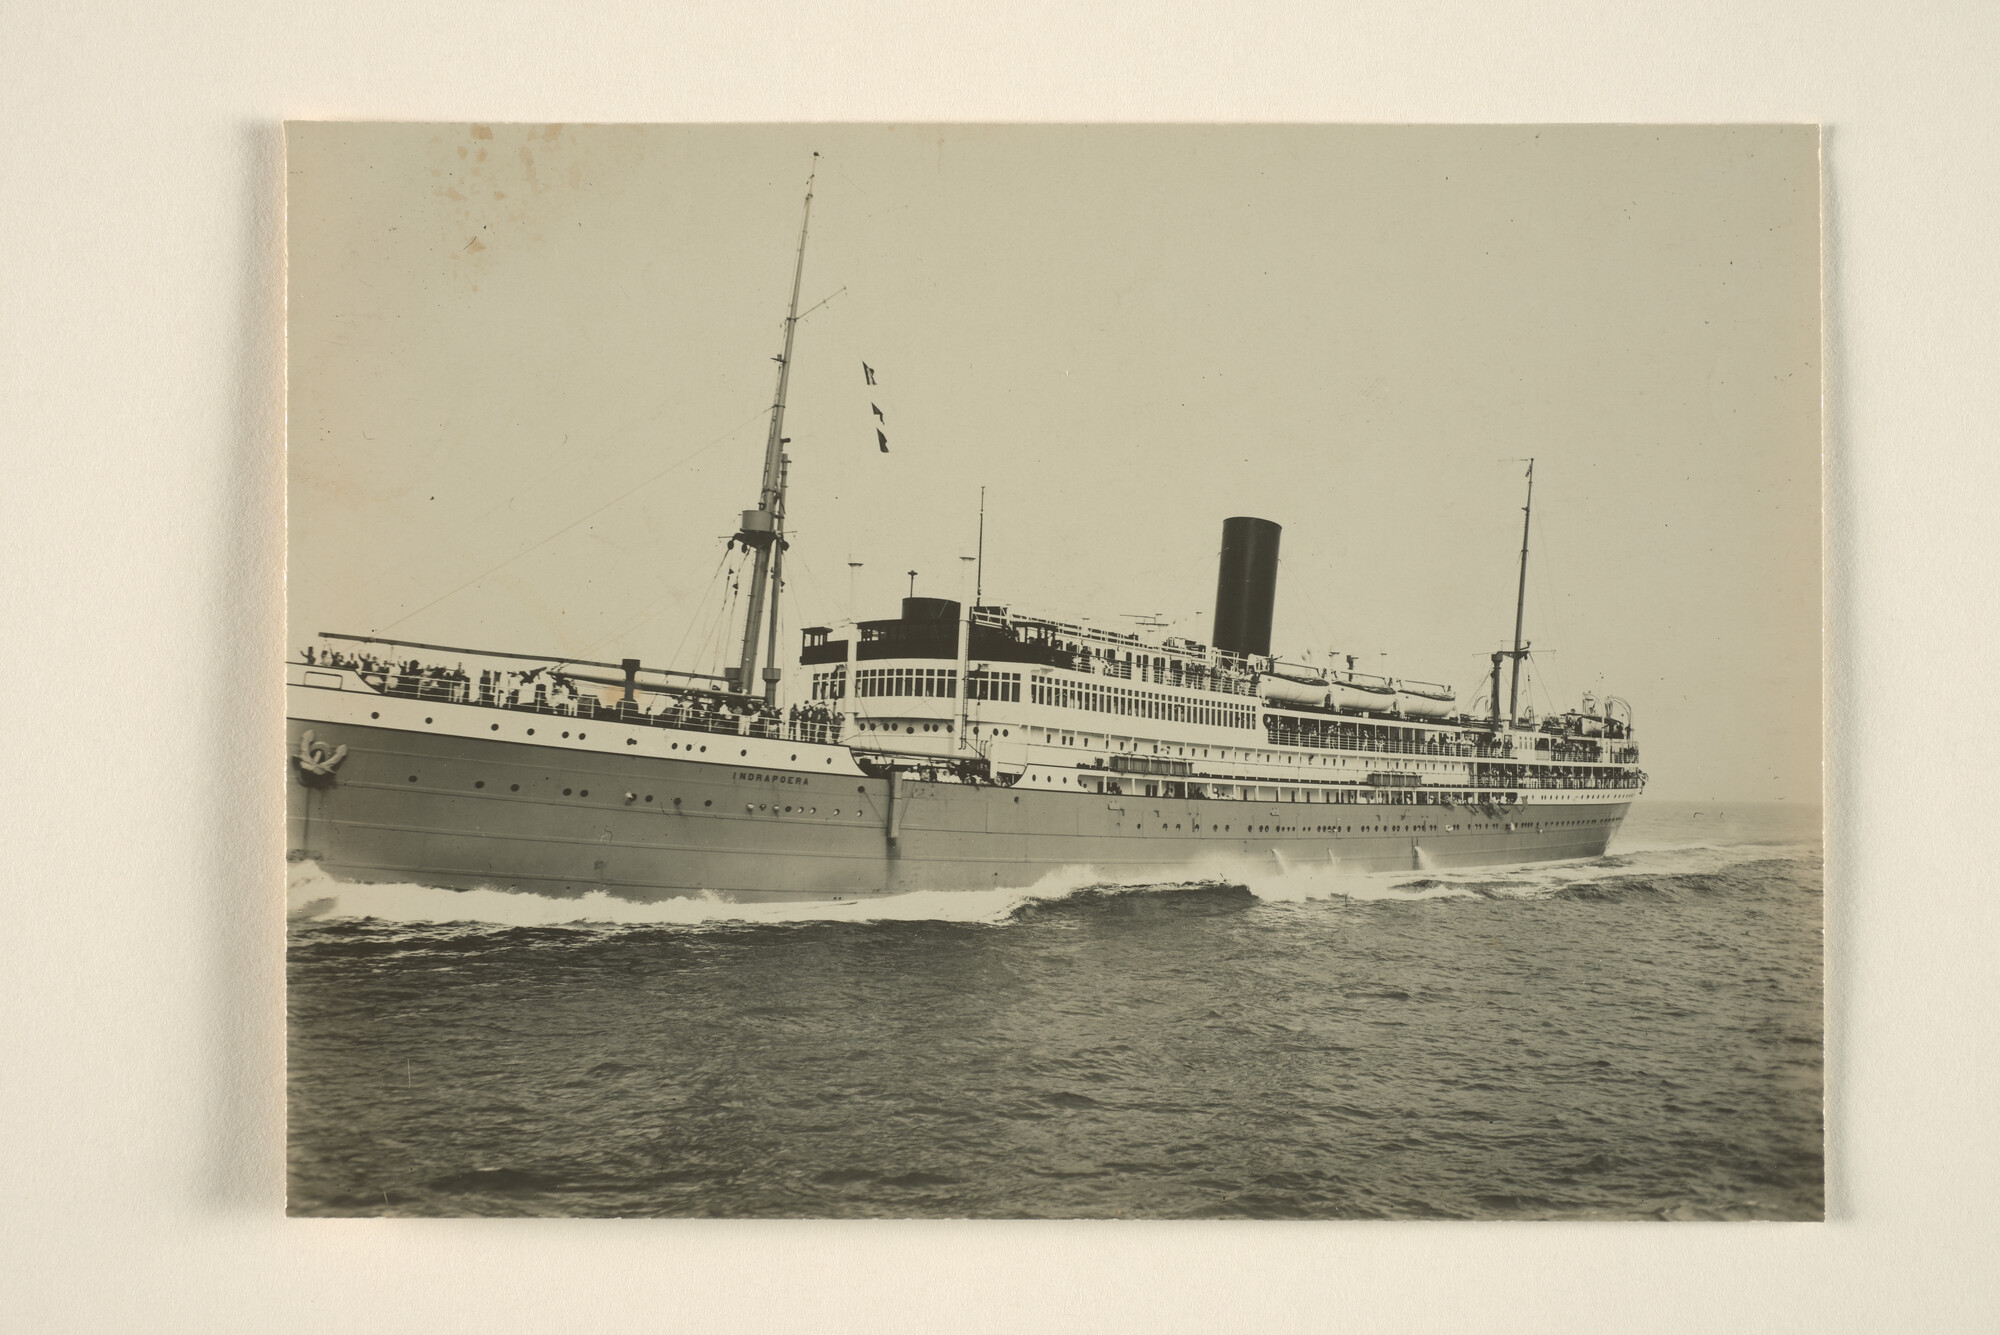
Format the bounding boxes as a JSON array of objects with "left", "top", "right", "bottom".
[
  {"left": 1530, "top": 501, "right": 1577, "bottom": 710},
  {"left": 346, "top": 395, "right": 766, "bottom": 619},
  {"left": 372, "top": 404, "right": 772, "bottom": 636},
  {"left": 789, "top": 545, "right": 844, "bottom": 638},
  {"left": 663, "top": 543, "right": 737, "bottom": 673},
  {"left": 705, "top": 555, "right": 745, "bottom": 679},
  {"left": 571, "top": 590, "right": 682, "bottom": 664},
  {"left": 571, "top": 539, "right": 735, "bottom": 667}
]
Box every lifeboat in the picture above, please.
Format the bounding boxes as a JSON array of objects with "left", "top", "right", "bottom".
[
  {"left": 1394, "top": 682, "right": 1457, "bottom": 719},
  {"left": 1258, "top": 673, "right": 1331, "bottom": 708},
  {"left": 1326, "top": 675, "right": 1398, "bottom": 713}
]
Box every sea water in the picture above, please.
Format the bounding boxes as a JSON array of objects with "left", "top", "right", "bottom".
[{"left": 286, "top": 801, "right": 1823, "bottom": 1219}]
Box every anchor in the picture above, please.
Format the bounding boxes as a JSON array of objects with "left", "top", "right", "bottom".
[{"left": 293, "top": 730, "right": 347, "bottom": 787}]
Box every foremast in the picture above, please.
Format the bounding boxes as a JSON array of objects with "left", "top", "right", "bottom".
[
  {"left": 1485, "top": 459, "right": 1536, "bottom": 727},
  {"left": 1507, "top": 458, "right": 1534, "bottom": 727},
  {"left": 731, "top": 155, "right": 818, "bottom": 708}
]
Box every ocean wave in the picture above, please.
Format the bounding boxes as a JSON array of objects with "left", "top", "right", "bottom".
[
  {"left": 287, "top": 830, "right": 1815, "bottom": 935},
  {"left": 286, "top": 860, "right": 1126, "bottom": 930},
  {"left": 1232, "top": 839, "right": 1819, "bottom": 905}
]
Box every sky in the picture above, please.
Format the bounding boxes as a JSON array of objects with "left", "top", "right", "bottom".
[{"left": 287, "top": 124, "right": 1821, "bottom": 803}]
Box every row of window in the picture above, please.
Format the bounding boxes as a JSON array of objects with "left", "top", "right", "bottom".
[
  {"left": 1030, "top": 676, "right": 1255, "bottom": 729},
  {"left": 852, "top": 667, "right": 958, "bottom": 700},
  {"left": 966, "top": 669, "right": 1023, "bottom": 701},
  {"left": 810, "top": 667, "right": 1025, "bottom": 703}
]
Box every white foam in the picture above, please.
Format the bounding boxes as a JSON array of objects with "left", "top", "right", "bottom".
[
  {"left": 286, "top": 859, "right": 1121, "bottom": 928},
  {"left": 1235, "top": 837, "right": 1821, "bottom": 906},
  {"left": 286, "top": 835, "right": 1818, "bottom": 930}
]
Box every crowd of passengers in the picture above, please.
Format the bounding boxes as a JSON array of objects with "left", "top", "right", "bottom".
[{"left": 298, "top": 644, "right": 825, "bottom": 738}]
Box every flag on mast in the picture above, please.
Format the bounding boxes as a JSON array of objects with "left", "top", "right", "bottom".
[
  {"left": 862, "top": 362, "right": 876, "bottom": 385},
  {"left": 877, "top": 428, "right": 889, "bottom": 453},
  {"left": 871, "top": 403, "right": 884, "bottom": 421}
]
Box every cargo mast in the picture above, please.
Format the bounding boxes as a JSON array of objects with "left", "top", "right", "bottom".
[
  {"left": 732, "top": 156, "right": 817, "bottom": 707},
  {"left": 1506, "top": 458, "right": 1535, "bottom": 727}
]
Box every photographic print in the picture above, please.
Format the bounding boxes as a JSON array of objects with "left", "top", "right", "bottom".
[{"left": 285, "top": 124, "right": 1822, "bottom": 1218}]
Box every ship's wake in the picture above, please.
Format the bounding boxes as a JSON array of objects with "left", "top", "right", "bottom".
[
  {"left": 287, "top": 833, "right": 1817, "bottom": 933},
  {"left": 285, "top": 860, "right": 1126, "bottom": 929},
  {"left": 1241, "top": 838, "right": 1822, "bottom": 905}
]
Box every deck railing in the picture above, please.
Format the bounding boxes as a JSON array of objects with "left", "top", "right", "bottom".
[{"left": 306, "top": 661, "right": 815, "bottom": 741}]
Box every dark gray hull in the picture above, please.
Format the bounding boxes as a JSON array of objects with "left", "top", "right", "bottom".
[{"left": 288, "top": 715, "right": 1632, "bottom": 903}]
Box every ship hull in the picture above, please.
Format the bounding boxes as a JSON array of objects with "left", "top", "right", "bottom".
[{"left": 288, "top": 688, "right": 1634, "bottom": 903}]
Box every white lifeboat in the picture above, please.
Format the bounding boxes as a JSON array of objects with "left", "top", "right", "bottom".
[
  {"left": 1258, "top": 673, "right": 1331, "bottom": 709},
  {"left": 1394, "top": 680, "right": 1457, "bottom": 719},
  {"left": 1326, "top": 674, "right": 1398, "bottom": 713}
]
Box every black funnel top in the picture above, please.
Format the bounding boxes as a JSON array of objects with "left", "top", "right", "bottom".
[{"left": 1211, "top": 517, "right": 1281, "bottom": 657}]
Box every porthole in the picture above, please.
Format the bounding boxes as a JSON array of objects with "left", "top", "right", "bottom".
[
  {"left": 527, "top": 728, "right": 535, "bottom": 735},
  {"left": 474, "top": 781, "right": 485, "bottom": 789},
  {"left": 424, "top": 717, "right": 433, "bottom": 724},
  {"left": 700, "top": 746, "right": 707, "bottom": 753},
  {"left": 671, "top": 742, "right": 678, "bottom": 749},
  {"left": 563, "top": 788, "right": 573, "bottom": 796},
  {"left": 510, "top": 783, "right": 520, "bottom": 792},
  {"left": 562, "top": 731, "right": 570, "bottom": 738},
  {"left": 580, "top": 789, "right": 589, "bottom": 797},
  {"left": 626, "top": 738, "right": 637, "bottom": 746},
  {"left": 741, "top": 749, "right": 747, "bottom": 757},
  {"left": 791, "top": 754, "right": 797, "bottom": 761},
  {"left": 579, "top": 733, "right": 586, "bottom": 740},
  {"left": 703, "top": 799, "right": 712, "bottom": 806},
  {"left": 645, "top": 794, "right": 654, "bottom": 803},
  {"left": 857, "top": 786, "right": 866, "bottom": 794},
  {"left": 491, "top": 723, "right": 499, "bottom": 731},
  {"left": 407, "top": 775, "right": 418, "bottom": 783},
  {"left": 370, "top": 711, "right": 380, "bottom": 719}
]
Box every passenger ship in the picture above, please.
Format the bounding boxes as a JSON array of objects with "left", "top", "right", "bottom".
[{"left": 286, "top": 165, "right": 1646, "bottom": 902}]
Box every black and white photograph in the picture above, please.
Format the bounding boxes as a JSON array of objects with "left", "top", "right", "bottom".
[
  {"left": 283, "top": 123, "right": 1823, "bottom": 1220},
  {"left": 25, "top": 0, "right": 2000, "bottom": 1327}
]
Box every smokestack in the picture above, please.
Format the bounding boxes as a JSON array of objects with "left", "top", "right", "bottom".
[{"left": 1211, "top": 516, "right": 1281, "bottom": 657}]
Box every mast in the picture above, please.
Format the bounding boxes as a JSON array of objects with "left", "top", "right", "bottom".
[
  {"left": 956, "top": 554, "right": 976, "bottom": 749},
  {"left": 760, "top": 454, "right": 791, "bottom": 706},
  {"left": 1506, "top": 458, "right": 1535, "bottom": 727},
  {"left": 732, "top": 155, "right": 817, "bottom": 706},
  {"left": 964, "top": 489, "right": 985, "bottom": 751},
  {"left": 974, "top": 486, "right": 987, "bottom": 606}
]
